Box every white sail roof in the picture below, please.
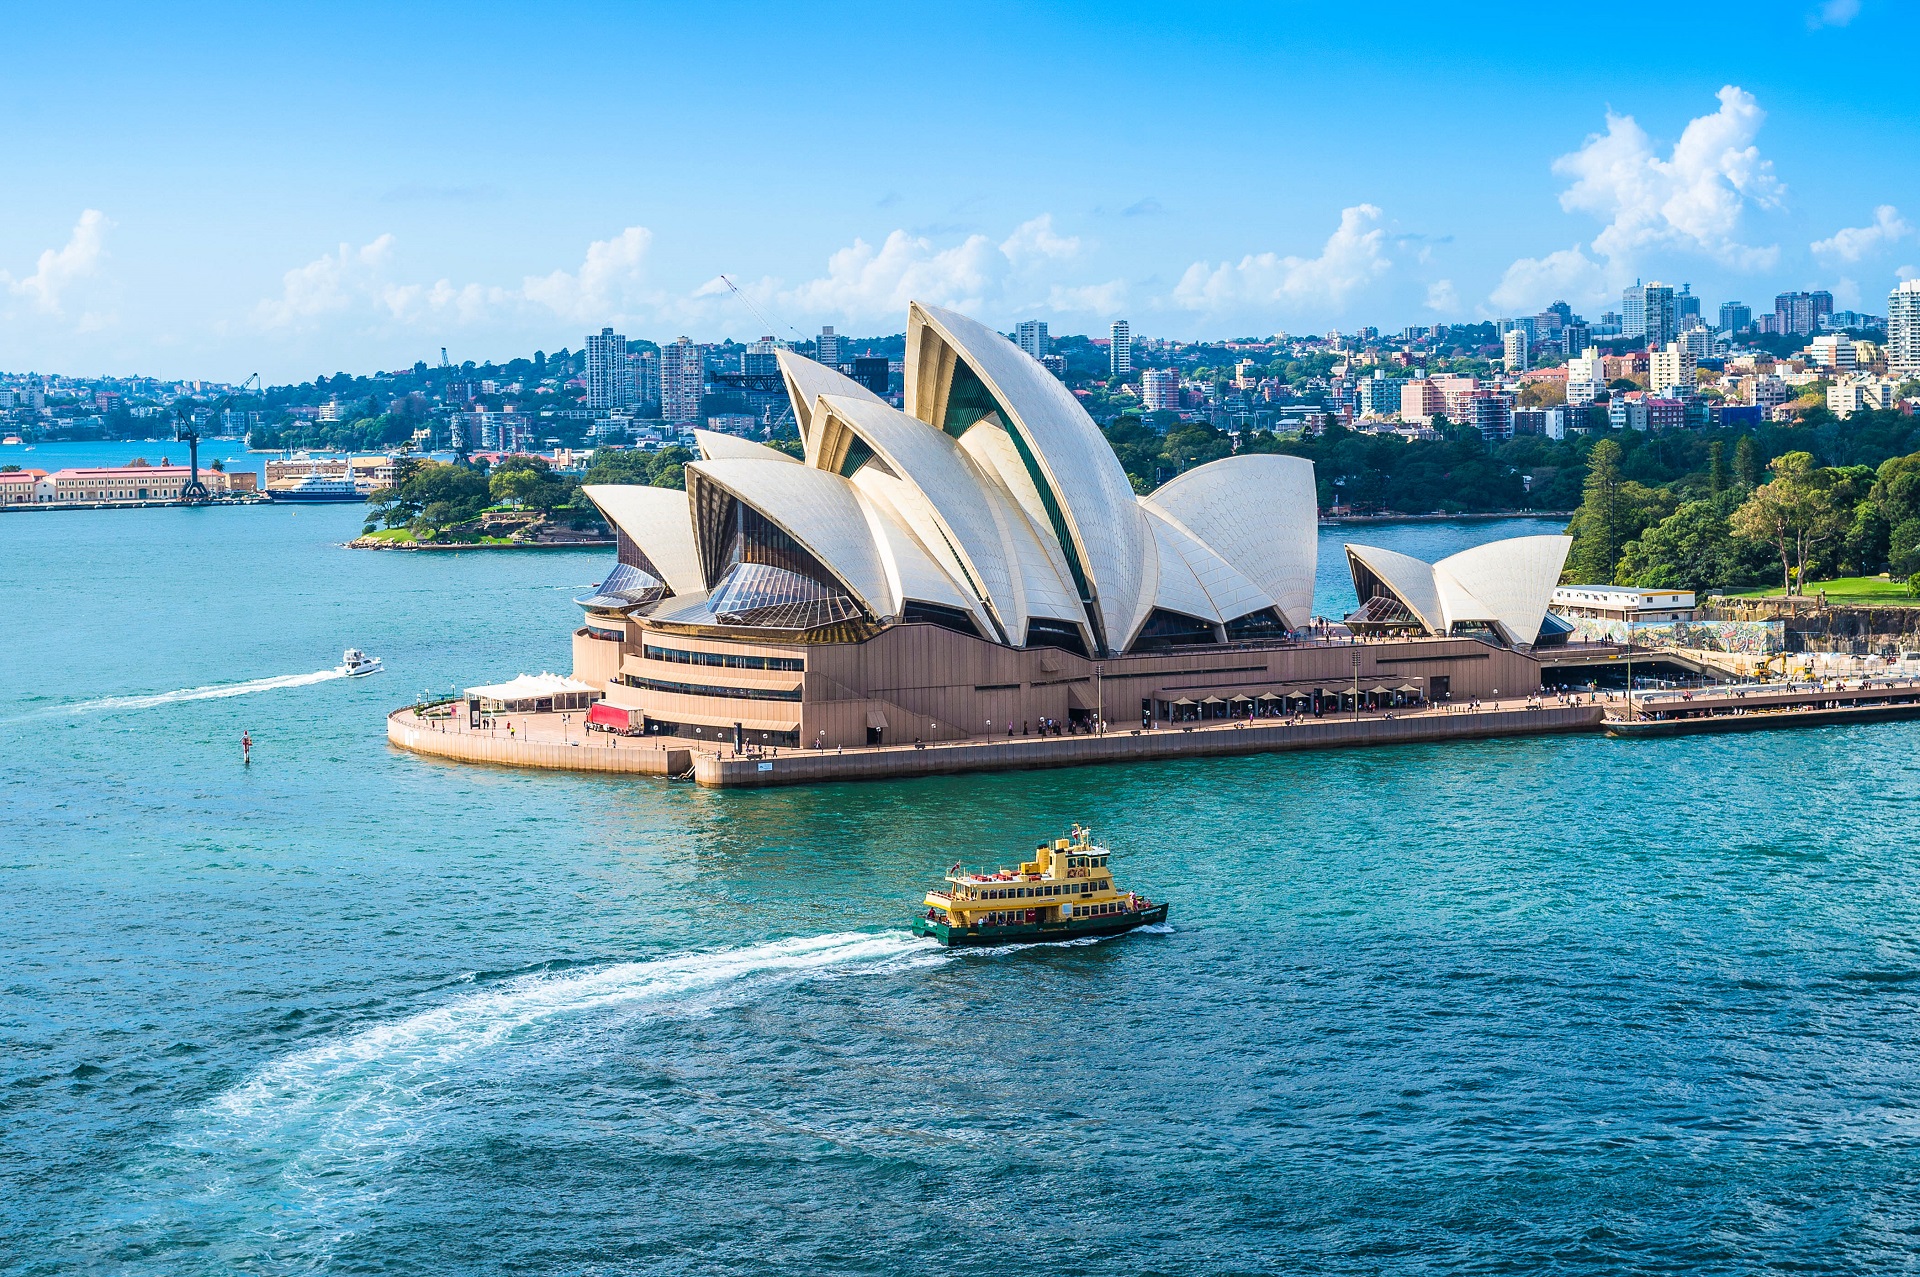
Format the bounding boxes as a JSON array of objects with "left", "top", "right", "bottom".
[
  {"left": 1143, "top": 454, "right": 1319, "bottom": 628},
  {"left": 604, "top": 302, "right": 1323, "bottom": 656},
  {"left": 907, "top": 302, "right": 1151, "bottom": 655},
  {"left": 775, "top": 349, "right": 884, "bottom": 442},
  {"left": 685, "top": 459, "right": 893, "bottom": 617},
  {"left": 1345, "top": 534, "right": 1573, "bottom": 646},
  {"left": 694, "top": 429, "right": 799, "bottom": 464},
  {"left": 1436, "top": 535, "right": 1573, "bottom": 646},
  {"left": 581, "top": 484, "right": 705, "bottom": 597}
]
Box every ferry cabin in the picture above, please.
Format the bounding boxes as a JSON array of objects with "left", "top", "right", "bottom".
[{"left": 925, "top": 836, "right": 1132, "bottom": 931}]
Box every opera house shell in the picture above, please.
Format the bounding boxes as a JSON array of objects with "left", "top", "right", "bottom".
[{"left": 572, "top": 302, "right": 1561, "bottom": 748}]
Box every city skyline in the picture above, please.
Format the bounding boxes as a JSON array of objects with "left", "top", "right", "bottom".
[{"left": 2, "top": 1, "right": 1915, "bottom": 381}]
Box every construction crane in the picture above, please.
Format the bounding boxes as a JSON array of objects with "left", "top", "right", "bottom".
[{"left": 175, "top": 372, "right": 261, "bottom": 504}]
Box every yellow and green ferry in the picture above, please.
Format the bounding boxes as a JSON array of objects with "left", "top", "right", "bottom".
[{"left": 912, "top": 825, "right": 1169, "bottom": 947}]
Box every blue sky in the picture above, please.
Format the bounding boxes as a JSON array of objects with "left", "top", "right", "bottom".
[{"left": 1, "top": 0, "right": 1914, "bottom": 382}]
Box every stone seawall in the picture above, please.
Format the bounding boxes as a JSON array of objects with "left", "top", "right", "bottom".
[
  {"left": 693, "top": 705, "right": 1604, "bottom": 788},
  {"left": 387, "top": 710, "right": 691, "bottom": 776}
]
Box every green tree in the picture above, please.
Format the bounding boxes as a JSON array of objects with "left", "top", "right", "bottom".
[
  {"left": 1617, "top": 492, "right": 1772, "bottom": 594},
  {"left": 1730, "top": 452, "right": 1848, "bottom": 595},
  {"left": 1732, "top": 435, "right": 1759, "bottom": 491},
  {"left": 1707, "top": 440, "right": 1726, "bottom": 494},
  {"left": 1564, "top": 438, "right": 1623, "bottom": 583}
]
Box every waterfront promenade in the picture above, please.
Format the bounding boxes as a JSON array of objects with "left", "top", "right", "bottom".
[{"left": 389, "top": 699, "right": 1605, "bottom": 787}]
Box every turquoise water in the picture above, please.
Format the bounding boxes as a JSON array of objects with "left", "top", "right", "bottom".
[{"left": 7, "top": 504, "right": 1920, "bottom": 1274}]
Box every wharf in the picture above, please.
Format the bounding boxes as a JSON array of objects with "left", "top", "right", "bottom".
[
  {"left": 0, "top": 494, "right": 271, "bottom": 513},
  {"left": 388, "top": 701, "right": 1603, "bottom": 787},
  {"left": 1606, "top": 678, "right": 1920, "bottom": 737}
]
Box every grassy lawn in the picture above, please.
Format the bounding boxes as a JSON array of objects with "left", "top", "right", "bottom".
[{"left": 1730, "top": 575, "right": 1918, "bottom": 605}]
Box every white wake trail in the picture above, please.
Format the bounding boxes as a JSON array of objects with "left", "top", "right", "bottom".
[
  {"left": 97, "top": 932, "right": 938, "bottom": 1271},
  {"left": 60, "top": 667, "right": 348, "bottom": 714}
]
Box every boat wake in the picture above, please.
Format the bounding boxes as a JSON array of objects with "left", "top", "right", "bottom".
[
  {"left": 41, "top": 668, "right": 349, "bottom": 716},
  {"left": 93, "top": 932, "right": 936, "bottom": 1268}
]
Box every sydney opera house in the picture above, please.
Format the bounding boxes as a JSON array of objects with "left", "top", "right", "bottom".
[{"left": 570, "top": 302, "right": 1570, "bottom": 749}]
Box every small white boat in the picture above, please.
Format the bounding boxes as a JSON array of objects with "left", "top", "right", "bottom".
[{"left": 342, "top": 648, "right": 384, "bottom": 677}]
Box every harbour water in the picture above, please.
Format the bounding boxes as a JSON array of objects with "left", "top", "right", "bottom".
[{"left": 7, "top": 504, "right": 1920, "bottom": 1274}]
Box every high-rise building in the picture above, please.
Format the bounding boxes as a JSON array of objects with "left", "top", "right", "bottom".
[
  {"left": 1623, "top": 281, "right": 1677, "bottom": 346},
  {"left": 851, "top": 355, "right": 891, "bottom": 398},
  {"left": 1650, "top": 341, "right": 1697, "bottom": 397},
  {"left": 629, "top": 349, "right": 660, "bottom": 412},
  {"left": 1676, "top": 285, "right": 1701, "bottom": 326},
  {"left": 1719, "top": 301, "right": 1752, "bottom": 333},
  {"left": 742, "top": 336, "right": 779, "bottom": 379},
  {"left": 1141, "top": 368, "right": 1180, "bottom": 411},
  {"left": 1809, "top": 334, "right": 1857, "bottom": 372},
  {"left": 1503, "top": 328, "right": 1530, "bottom": 372},
  {"left": 1567, "top": 347, "right": 1605, "bottom": 406},
  {"left": 1561, "top": 321, "right": 1590, "bottom": 356},
  {"left": 661, "top": 337, "right": 705, "bottom": 425},
  {"left": 586, "top": 327, "right": 629, "bottom": 410},
  {"left": 1775, "top": 291, "right": 1834, "bottom": 337},
  {"left": 1465, "top": 390, "right": 1515, "bottom": 443},
  {"left": 816, "top": 326, "right": 842, "bottom": 369},
  {"left": 1623, "top": 282, "right": 1646, "bottom": 340},
  {"left": 1016, "top": 320, "right": 1049, "bottom": 361},
  {"left": 1041, "top": 353, "right": 1067, "bottom": 379},
  {"left": 1109, "top": 320, "right": 1132, "bottom": 378},
  {"left": 1890, "top": 280, "right": 1920, "bottom": 381}
]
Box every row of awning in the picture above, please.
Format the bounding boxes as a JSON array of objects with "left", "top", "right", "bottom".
[{"left": 1165, "top": 684, "right": 1422, "bottom": 706}]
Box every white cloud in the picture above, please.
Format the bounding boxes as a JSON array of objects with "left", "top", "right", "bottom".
[
  {"left": 520, "top": 226, "right": 657, "bottom": 323},
  {"left": 1425, "top": 279, "right": 1460, "bottom": 313},
  {"left": 1170, "top": 204, "right": 1391, "bottom": 312},
  {"left": 3, "top": 209, "right": 112, "bottom": 315},
  {"left": 1553, "top": 85, "right": 1783, "bottom": 272},
  {"left": 252, "top": 214, "right": 1125, "bottom": 340},
  {"left": 775, "top": 215, "right": 1115, "bottom": 322},
  {"left": 779, "top": 229, "right": 1007, "bottom": 318},
  {"left": 256, "top": 226, "right": 662, "bottom": 331},
  {"left": 1808, "top": 0, "right": 1860, "bottom": 27},
  {"left": 1488, "top": 245, "right": 1610, "bottom": 312},
  {"left": 1047, "top": 280, "right": 1128, "bottom": 314},
  {"left": 998, "top": 214, "right": 1080, "bottom": 267},
  {"left": 1811, "top": 205, "right": 1911, "bottom": 263}
]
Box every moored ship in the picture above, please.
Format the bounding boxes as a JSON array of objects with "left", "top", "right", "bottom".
[{"left": 913, "top": 826, "right": 1168, "bottom": 947}]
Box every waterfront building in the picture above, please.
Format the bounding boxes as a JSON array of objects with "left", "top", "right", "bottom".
[
  {"left": 1109, "top": 320, "right": 1132, "bottom": 378},
  {"left": 30, "top": 465, "right": 252, "bottom": 504},
  {"left": 661, "top": 338, "right": 704, "bottom": 425},
  {"left": 1344, "top": 538, "right": 1573, "bottom": 647},
  {"left": 0, "top": 468, "right": 47, "bottom": 505},
  {"left": 1890, "top": 279, "right": 1920, "bottom": 381},
  {"left": 1016, "top": 320, "right": 1049, "bottom": 361},
  {"left": 1550, "top": 585, "right": 1695, "bottom": 623},
  {"left": 564, "top": 301, "right": 1575, "bottom": 749}
]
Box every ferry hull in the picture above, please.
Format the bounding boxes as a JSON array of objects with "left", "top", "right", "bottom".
[{"left": 914, "top": 903, "right": 1169, "bottom": 948}]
